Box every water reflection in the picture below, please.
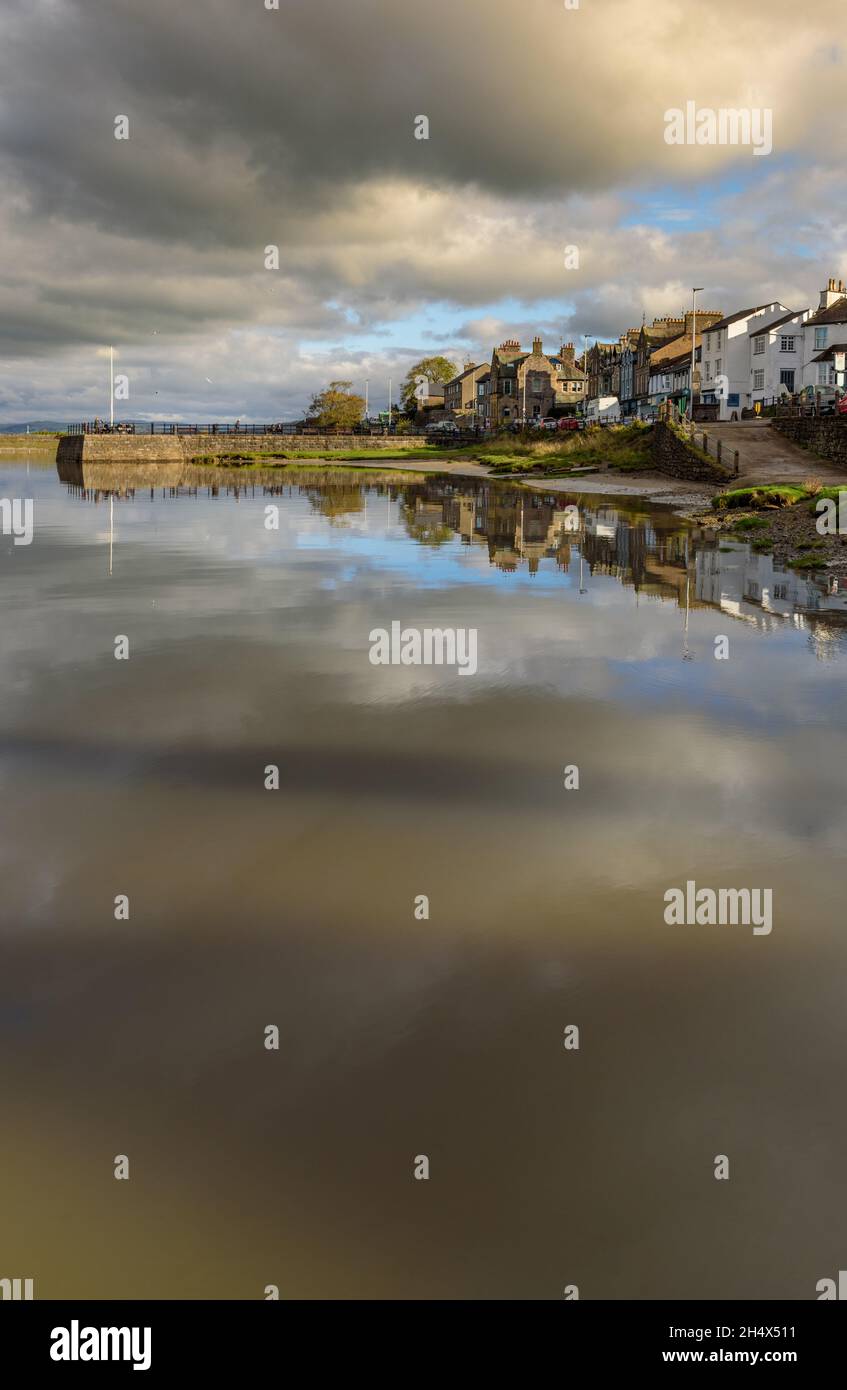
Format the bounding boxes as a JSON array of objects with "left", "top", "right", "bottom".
[
  {"left": 0, "top": 454, "right": 845, "bottom": 1299},
  {"left": 58, "top": 458, "right": 847, "bottom": 654}
]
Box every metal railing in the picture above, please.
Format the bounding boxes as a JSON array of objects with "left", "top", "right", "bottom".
[{"left": 65, "top": 421, "right": 410, "bottom": 437}]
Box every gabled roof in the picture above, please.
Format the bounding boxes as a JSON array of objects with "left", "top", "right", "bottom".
[
  {"left": 748, "top": 310, "right": 807, "bottom": 337},
  {"left": 447, "top": 363, "right": 483, "bottom": 383},
  {"left": 806, "top": 297, "right": 847, "bottom": 325},
  {"left": 706, "top": 305, "right": 774, "bottom": 332}
]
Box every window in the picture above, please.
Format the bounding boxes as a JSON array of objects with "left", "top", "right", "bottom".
[
  {"left": 780, "top": 335, "right": 795, "bottom": 352},
  {"left": 774, "top": 584, "right": 788, "bottom": 600},
  {"left": 714, "top": 331, "right": 721, "bottom": 348},
  {"left": 779, "top": 369, "right": 795, "bottom": 391},
  {"left": 753, "top": 369, "right": 765, "bottom": 389},
  {"left": 753, "top": 337, "right": 765, "bottom": 355},
  {"left": 727, "top": 393, "right": 740, "bottom": 407},
  {"left": 716, "top": 359, "right": 722, "bottom": 376},
  {"left": 815, "top": 327, "right": 827, "bottom": 350},
  {"left": 705, "top": 361, "right": 711, "bottom": 378},
  {"left": 706, "top": 334, "right": 711, "bottom": 351},
  {"left": 818, "top": 364, "right": 830, "bottom": 385},
  {"left": 503, "top": 379, "right": 512, "bottom": 395}
]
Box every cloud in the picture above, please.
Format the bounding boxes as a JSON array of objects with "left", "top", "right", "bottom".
[{"left": 1, "top": 0, "right": 845, "bottom": 418}]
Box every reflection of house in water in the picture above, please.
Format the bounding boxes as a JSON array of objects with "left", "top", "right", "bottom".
[
  {"left": 407, "top": 480, "right": 696, "bottom": 595},
  {"left": 696, "top": 542, "right": 847, "bottom": 655}
]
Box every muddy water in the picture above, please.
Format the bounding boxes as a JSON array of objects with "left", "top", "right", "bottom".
[{"left": 1, "top": 457, "right": 845, "bottom": 1298}]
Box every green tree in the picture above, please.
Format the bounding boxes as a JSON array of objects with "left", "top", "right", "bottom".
[
  {"left": 307, "top": 380, "right": 365, "bottom": 432},
  {"left": 401, "top": 356, "right": 458, "bottom": 413}
]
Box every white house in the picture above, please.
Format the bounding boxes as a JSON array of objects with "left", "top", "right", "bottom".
[
  {"left": 802, "top": 278, "right": 847, "bottom": 398},
  {"left": 749, "top": 309, "right": 810, "bottom": 406},
  {"left": 700, "top": 302, "right": 790, "bottom": 418}
]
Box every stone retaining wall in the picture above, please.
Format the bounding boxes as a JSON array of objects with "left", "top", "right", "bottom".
[
  {"left": 651, "top": 421, "right": 733, "bottom": 484},
  {"left": 771, "top": 416, "right": 847, "bottom": 465},
  {"left": 56, "top": 434, "right": 430, "bottom": 465}
]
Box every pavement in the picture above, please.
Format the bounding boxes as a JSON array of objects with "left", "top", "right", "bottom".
[{"left": 699, "top": 419, "right": 847, "bottom": 487}]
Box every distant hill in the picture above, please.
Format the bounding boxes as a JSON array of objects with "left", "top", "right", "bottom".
[{"left": 0, "top": 421, "right": 68, "bottom": 433}]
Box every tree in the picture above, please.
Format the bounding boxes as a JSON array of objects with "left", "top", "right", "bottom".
[
  {"left": 401, "top": 356, "right": 458, "bottom": 413},
  {"left": 307, "top": 380, "right": 365, "bottom": 432}
]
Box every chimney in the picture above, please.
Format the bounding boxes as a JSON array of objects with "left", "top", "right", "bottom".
[
  {"left": 820, "top": 277, "right": 847, "bottom": 309},
  {"left": 532, "top": 336, "right": 543, "bottom": 356},
  {"left": 560, "top": 342, "right": 576, "bottom": 366}
]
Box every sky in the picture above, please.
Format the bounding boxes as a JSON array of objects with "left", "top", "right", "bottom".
[{"left": 1, "top": 0, "right": 845, "bottom": 424}]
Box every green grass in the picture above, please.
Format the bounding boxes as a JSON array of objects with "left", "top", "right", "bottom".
[
  {"left": 729, "top": 515, "right": 771, "bottom": 532},
  {"left": 484, "top": 423, "right": 653, "bottom": 476},
  {"left": 713, "top": 484, "right": 809, "bottom": 510},
  {"left": 0, "top": 432, "right": 61, "bottom": 449},
  {"left": 807, "top": 487, "right": 847, "bottom": 515},
  {"left": 791, "top": 553, "right": 826, "bottom": 570}
]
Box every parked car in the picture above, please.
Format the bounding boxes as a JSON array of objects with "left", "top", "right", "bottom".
[
  {"left": 837, "top": 395, "right": 847, "bottom": 416},
  {"left": 557, "top": 417, "right": 580, "bottom": 431},
  {"left": 539, "top": 417, "right": 559, "bottom": 430},
  {"left": 425, "top": 421, "right": 460, "bottom": 437}
]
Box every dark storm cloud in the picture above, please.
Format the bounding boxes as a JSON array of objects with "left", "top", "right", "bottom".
[{"left": 0, "top": 0, "right": 844, "bottom": 416}]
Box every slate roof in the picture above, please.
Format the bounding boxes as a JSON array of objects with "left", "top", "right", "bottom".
[
  {"left": 748, "top": 310, "right": 806, "bottom": 337},
  {"left": 805, "top": 297, "right": 847, "bottom": 326},
  {"left": 706, "top": 305, "right": 775, "bottom": 332}
]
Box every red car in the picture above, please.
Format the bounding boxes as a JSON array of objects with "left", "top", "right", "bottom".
[
  {"left": 557, "top": 417, "right": 580, "bottom": 431},
  {"left": 837, "top": 395, "right": 847, "bottom": 416}
]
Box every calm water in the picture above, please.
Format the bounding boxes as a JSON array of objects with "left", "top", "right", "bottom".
[{"left": 1, "top": 454, "right": 846, "bottom": 1299}]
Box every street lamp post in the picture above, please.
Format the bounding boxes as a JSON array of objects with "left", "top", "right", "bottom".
[
  {"left": 690, "top": 289, "right": 703, "bottom": 422},
  {"left": 109, "top": 345, "right": 115, "bottom": 429}
]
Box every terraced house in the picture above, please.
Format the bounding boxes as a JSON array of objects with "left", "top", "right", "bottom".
[
  {"left": 803, "top": 278, "right": 847, "bottom": 397},
  {"left": 588, "top": 312, "right": 722, "bottom": 417}
]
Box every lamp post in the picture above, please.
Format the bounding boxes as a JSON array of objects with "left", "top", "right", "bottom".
[
  {"left": 109, "top": 345, "right": 115, "bottom": 429},
  {"left": 690, "top": 289, "right": 703, "bottom": 421}
]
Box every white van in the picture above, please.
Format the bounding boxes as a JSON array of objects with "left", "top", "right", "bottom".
[{"left": 586, "top": 396, "right": 621, "bottom": 425}]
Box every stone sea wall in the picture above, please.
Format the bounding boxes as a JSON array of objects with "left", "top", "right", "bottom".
[{"left": 57, "top": 434, "right": 430, "bottom": 465}]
